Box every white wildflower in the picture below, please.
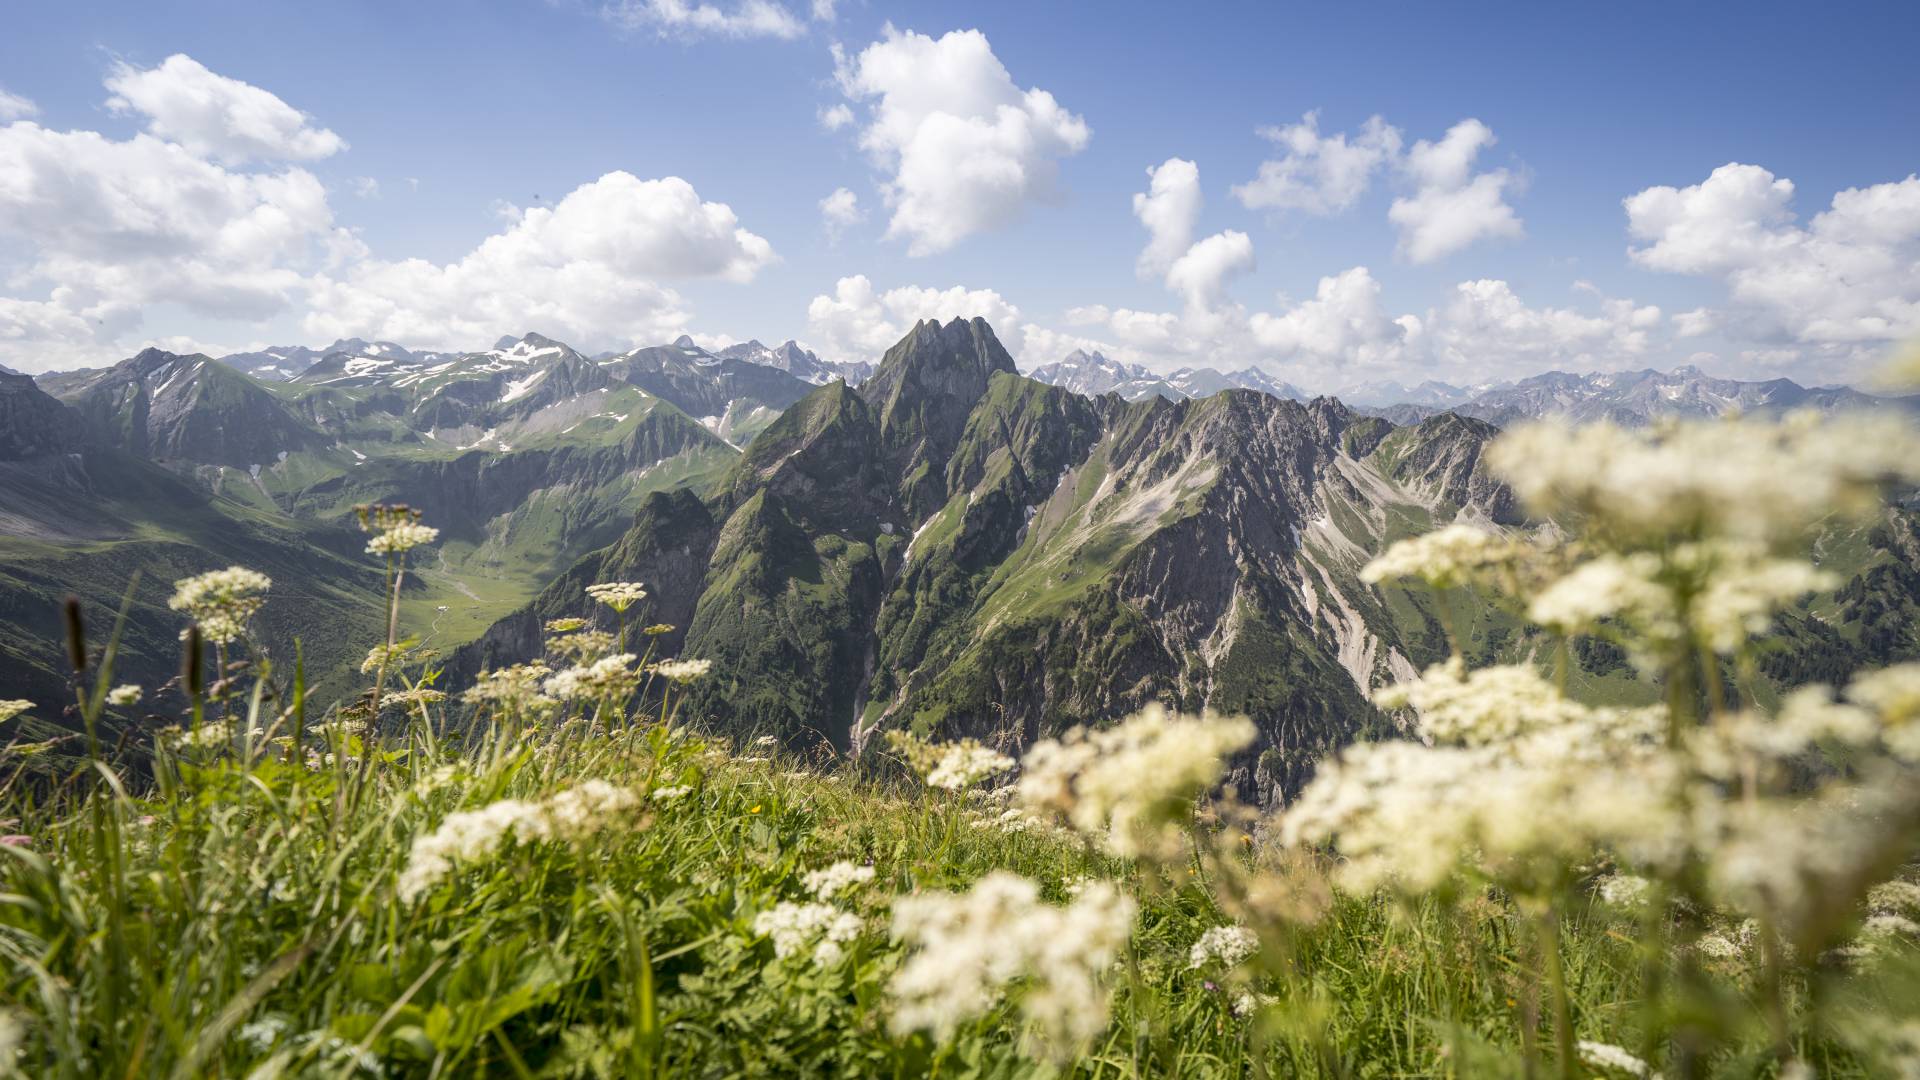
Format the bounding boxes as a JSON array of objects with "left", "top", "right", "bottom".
[
  {"left": 236, "top": 1015, "right": 288, "bottom": 1052},
  {"left": 586, "top": 581, "right": 648, "bottom": 612},
  {"left": 1488, "top": 414, "right": 1920, "bottom": 547},
  {"left": 1863, "top": 913, "right": 1920, "bottom": 940},
  {"left": 1360, "top": 523, "right": 1531, "bottom": 591},
  {"left": 463, "top": 663, "right": 556, "bottom": 712},
  {"left": 649, "top": 657, "right": 711, "bottom": 683},
  {"left": 1231, "top": 990, "right": 1277, "bottom": 1017},
  {"left": 1597, "top": 873, "right": 1652, "bottom": 907},
  {"left": 544, "top": 653, "right": 639, "bottom": 699},
  {"left": 1578, "top": 1039, "right": 1661, "bottom": 1078},
  {"left": 803, "top": 860, "right": 876, "bottom": 899},
  {"left": 888, "top": 872, "right": 1136, "bottom": 1060},
  {"left": 926, "top": 742, "right": 1015, "bottom": 791},
  {"left": 169, "top": 566, "right": 271, "bottom": 644},
  {"left": 1188, "top": 925, "right": 1259, "bottom": 970},
  {"left": 1869, "top": 880, "right": 1920, "bottom": 915},
  {"left": 1696, "top": 932, "right": 1743, "bottom": 960},
  {"left": 365, "top": 522, "right": 439, "bottom": 554},
  {"left": 1017, "top": 705, "right": 1255, "bottom": 858},
  {"left": 105, "top": 684, "right": 143, "bottom": 707},
  {"left": 753, "top": 901, "right": 864, "bottom": 966},
  {"left": 649, "top": 784, "right": 693, "bottom": 803},
  {"left": 397, "top": 780, "right": 641, "bottom": 902}
]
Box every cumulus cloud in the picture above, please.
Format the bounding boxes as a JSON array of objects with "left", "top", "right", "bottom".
[
  {"left": 0, "top": 88, "right": 37, "bottom": 121},
  {"left": 351, "top": 176, "right": 380, "bottom": 199},
  {"left": 1232, "top": 112, "right": 1401, "bottom": 215},
  {"left": 1387, "top": 119, "right": 1524, "bottom": 263},
  {"left": 104, "top": 54, "right": 344, "bottom": 164},
  {"left": 1426, "top": 279, "right": 1659, "bottom": 375},
  {"left": 1673, "top": 307, "right": 1718, "bottom": 338},
  {"left": 818, "top": 103, "right": 854, "bottom": 130},
  {"left": 804, "top": 274, "right": 1030, "bottom": 361},
  {"left": 602, "top": 0, "right": 806, "bottom": 39},
  {"left": 1165, "top": 230, "right": 1255, "bottom": 312},
  {"left": 1625, "top": 163, "right": 1920, "bottom": 348},
  {"left": 833, "top": 26, "right": 1090, "bottom": 255},
  {"left": 1132, "top": 157, "right": 1201, "bottom": 278},
  {"left": 1248, "top": 267, "right": 1420, "bottom": 368},
  {"left": 820, "top": 186, "right": 864, "bottom": 240},
  {"left": 0, "top": 120, "right": 349, "bottom": 370},
  {"left": 304, "top": 172, "right": 774, "bottom": 350}
]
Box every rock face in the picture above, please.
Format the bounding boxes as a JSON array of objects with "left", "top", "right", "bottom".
[
  {"left": 456, "top": 317, "right": 1527, "bottom": 798},
  {"left": 42, "top": 349, "right": 322, "bottom": 466},
  {"left": 0, "top": 366, "right": 81, "bottom": 460}
]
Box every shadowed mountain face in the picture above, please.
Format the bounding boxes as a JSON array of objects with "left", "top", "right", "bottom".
[{"left": 454, "top": 318, "right": 1548, "bottom": 799}]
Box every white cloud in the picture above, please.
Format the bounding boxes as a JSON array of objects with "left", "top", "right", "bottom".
[
  {"left": 1673, "top": 307, "right": 1718, "bottom": 338},
  {"left": 602, "top": 0, "right": 806, "bottom": 38},
  {"left": 818, "top": 103, "right": 854, "bottom": 130},
  {"left": 1248, "top": 267, "right": 1419, "bottom": 368},
  {"left": 834, "top": 26, "right": 1090, "bottom": 256},
  {"left": 1387, "top": 119, "right": 1524, "bottom": 263},
  {"left": 820, "top": 186, "right": 863, "bottom": 240},
  {"left": 1165, "top": 230, "right": 1255, "bottom": 312},
  {"left": 0, "top": 88, "right": 37, "bottom": 121},
  {"left": 810, "top": 0, "right": 836, "bottom": 20},
  {"left": 0, "top": 120, "right": 349, "bottom": 371},
  {"left": 1426, "top": 279, "right": 1659, "bottom": 376},
  {"left": 1232, "top": 112, "right": 1401, "bottom": 215},
  {"left": 1625, "top": 163, "right": 1920, "bottom": 348},
  {"left": 804, "top": 274, "right": 1027, "bottom": 362},
  {"left": 1132, "top": 157, "right": 1201, "bottom": 278},
  {"left": 104, "top": 54, "right": 344, "bottom": 164},
  {"left": 351, "top": 176, "right": 380, "bottom": 199},
  {"left": 305, "top": 172, "right": 774, "bottom": 351}
]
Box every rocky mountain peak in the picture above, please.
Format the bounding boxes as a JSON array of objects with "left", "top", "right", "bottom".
[{"left": 671, "top": 334, "right": 699, "bottom": 349}]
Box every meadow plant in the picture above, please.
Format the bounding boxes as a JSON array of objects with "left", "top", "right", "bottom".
[{"left": 4, "top": 405, "right": 1920, "bottom": 1077}]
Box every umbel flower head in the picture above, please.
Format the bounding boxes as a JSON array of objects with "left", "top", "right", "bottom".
[
  {"left": 886, "top": 730, "right": 1015, "bottom": 791},
  {"left": 649, "top": 657, "right": 712, "bottom": 684},
  {"left": 1360, "top": 522, "right": 1543, "bottom": 592},
  {"left": 168, "top": 566, "right": 272, "bottom": 645},
  {"left": 1017, "top": 704, "right": 1256, "bottom": 858},
  {"left": 355, "top": 503, "right": 438, "bottom": 555},
  {"left": 1486, "top": 413, "right": 1920, "bottom": 547},
  {"left": 397, "top": 779, "right": 640, "bottom": 902},
  {"left": 586, "top": 581, "right": 648, "bottom": 613},
  {"left": 888, "top": 871, "right": 1136, "bottom": 1060}
]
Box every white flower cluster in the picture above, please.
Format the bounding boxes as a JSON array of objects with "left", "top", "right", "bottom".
[
  {"left": 1188, "top": 925, "right": 1259, "bottom": 970},
  {"left": 165, "top": 719, "right": 263, "bottom": 751},
  {"left": 803, "top": 860, "right": 876, "bottom": 899},
  {"left": 1359, "top": 523, "right": 1533, "bottom": 590},
  {"left": 1528, "top": 543, "right": 1833, "bottom": 662},
  {"left": 105, "top": 684, "right": 142, "bottom": 707},
  {"left": 365, "top": 522, "right": 439, "bottom": 555},
  {"left": 1578, "top": 1039, "right": 1661, "bottom": 1078},
  {"left": 1285, "top": 664, "right": 1678, "bottom": 894},
  {"left": 1017, "top": 705, "right": 1255, "bottom": 858},
  {"left": 649, "top": 657, "right": 712, "bottom": 684},
  {"left": 649, "top": 784, "right": 693, "bottom": 803},
  {"left": 753, "top": 901, "right": 865, "bottom": 967},
  {"left": 544, "top": 654, "right": 640, "bottom": 699},
  {"left": 1374, "top": 658, "right": 1661, "bottom": 749},
  {"left": 1488, "top": 414, "right": 1920, "bottom": 546},
  {"left": 462, "top": 663, "right": 556, "bottom": 713},
  {"left": 397, "top": 779, "right": 640, "bottom": 902},
  {"left": 888, "top": 872, "right": 1136, "bottom": 1059},
  {"left": 168, "top": 566, "right": 271, "bottom": 644},
  {"left": 925, "top": 742, "right": 1015, "bottom": 791},
  {"left": 586, "top": 581, "right": 648, "bottom": 612}
]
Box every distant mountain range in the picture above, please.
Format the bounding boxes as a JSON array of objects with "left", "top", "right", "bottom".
[
  {"left": 1027, "top": 352, "right": 1906, "bottom": 427},
  {"left": 1027, "top": 350, "right": 1307, "bottom": 402},
  {"left": 5, "top": 323, "right": 1914, "bottom": 793}
]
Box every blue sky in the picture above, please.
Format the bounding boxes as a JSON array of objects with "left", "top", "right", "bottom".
[{"left": 3, "top": 0, "right": 1917, "bottom": 389}]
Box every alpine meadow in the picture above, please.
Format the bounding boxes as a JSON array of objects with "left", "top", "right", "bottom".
[{"left": 4, "top": 4, "right": 1920, "bottom": 1078}]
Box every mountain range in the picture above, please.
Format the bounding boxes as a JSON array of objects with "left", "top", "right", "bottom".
[{"left": 5, "top": 321, "right": 1915, "bottom": 794}]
